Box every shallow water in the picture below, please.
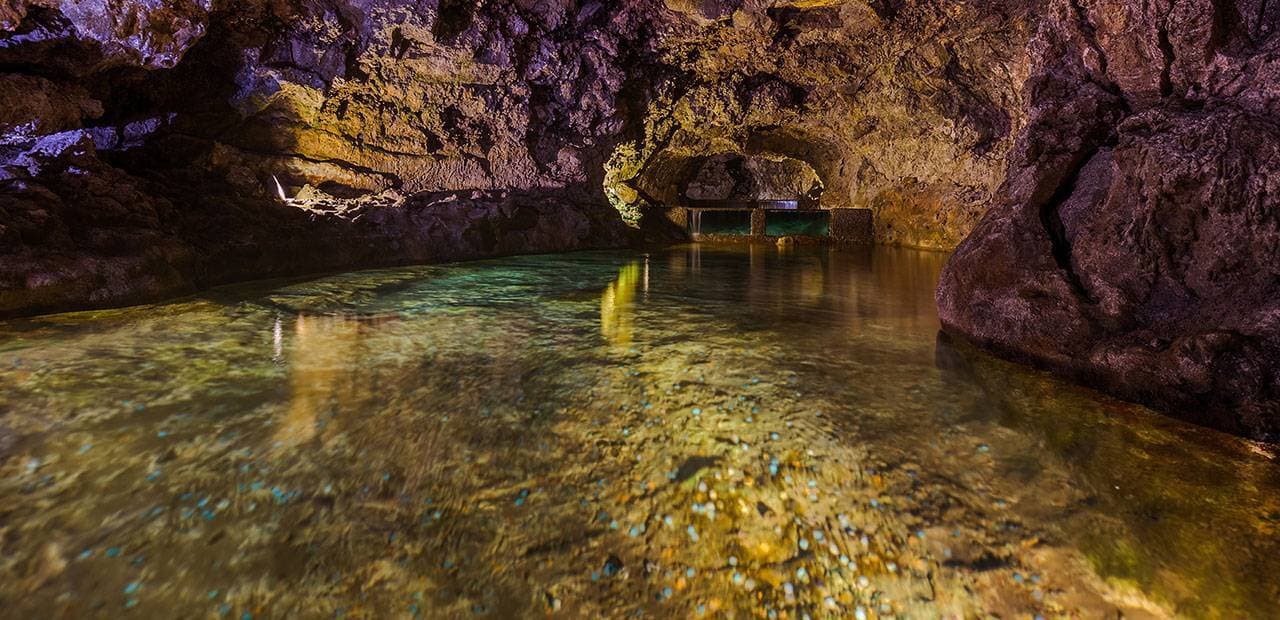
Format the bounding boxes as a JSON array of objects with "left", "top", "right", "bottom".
[{"left": 0, "top": 244, "right": 1277, "bottom": 619}]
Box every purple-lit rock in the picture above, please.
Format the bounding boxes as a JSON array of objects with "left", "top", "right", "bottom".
[{"left": 937, "top": 0, "right": 1280, "bottom": 440}]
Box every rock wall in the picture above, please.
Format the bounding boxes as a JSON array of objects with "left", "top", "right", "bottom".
[
  {"left": 682, "top": 154, "right": 822, "bottom": 203},
  {"left": 937, "top": 0, "right": 1280, "bottom": 441},
  {"left": 2, "top": 1, "right": 1043, "bottom": 319},
  {"left": 606, "top": 0, "right": 1037, "bottom": 249},
  {"left": 0, "top": 0, "right": 665, "bottom": 316}
]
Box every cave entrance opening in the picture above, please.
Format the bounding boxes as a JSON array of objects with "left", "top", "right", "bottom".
[
  {"left": 678, "top": 152, "right": 838, "bottom": 239},
  {"left": 680, "top": 153, "right": 824, "bottom": 210},
  {"left": 604, "top": 142, "right": 869, "bottom": 242}
]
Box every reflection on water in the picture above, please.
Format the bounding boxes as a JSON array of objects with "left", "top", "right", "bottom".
[
  {"left": 601, "top": 261, "right": 642, "bottom": 346},
  {"left": 0, "top": 244, "right": 1276, "bottom": 618}
]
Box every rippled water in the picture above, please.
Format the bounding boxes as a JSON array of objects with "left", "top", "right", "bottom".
[{"left": 1, "top": 244, "right": 1277, "bottom": 619}]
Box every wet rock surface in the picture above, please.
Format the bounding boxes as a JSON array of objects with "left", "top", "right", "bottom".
[{"left": 937, "top": 0, "right": 1280, "bottom": 441}]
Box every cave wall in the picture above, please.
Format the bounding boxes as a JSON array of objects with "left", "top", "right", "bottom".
[
  {"left": 1, "top": 1, "right": 1043, "bottom": 320},
  {"left": 1, "top": 0, "right": 665, "bottom": 195},
  {"left": 606, "top": 0, "right": 1037, "bottom": 249},
  {"left": 682, "top": 154, "right": 822, "bottom": 202},
  {"left": 937, "top": 0, "right": 1280, "bottom": 441},
  {"left": 0, "top": 0, "right": 675, "bottom": 316}
]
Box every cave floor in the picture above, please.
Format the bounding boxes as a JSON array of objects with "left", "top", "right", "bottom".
[{"left": 0, "top": 244, "right": 1276, "bottom": 618}]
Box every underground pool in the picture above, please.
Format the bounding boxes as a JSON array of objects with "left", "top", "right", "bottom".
[{"left": 0, "top": 245, "right": 1276, "bottom": 618}]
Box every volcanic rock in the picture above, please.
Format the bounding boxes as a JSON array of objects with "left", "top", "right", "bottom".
[{"left": 937, "top": 0, "right": 1280, "bottom": 440}]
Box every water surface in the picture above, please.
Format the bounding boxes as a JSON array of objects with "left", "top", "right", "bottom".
[{"left": 1, "top": 245, "right": 1277, "bottom": 618}]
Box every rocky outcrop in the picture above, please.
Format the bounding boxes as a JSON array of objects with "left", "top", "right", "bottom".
[{"left": 938, "top": 0, "right": 1280, "bottom": 441}]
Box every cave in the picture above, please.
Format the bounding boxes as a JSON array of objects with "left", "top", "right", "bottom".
[{"left": 2, "top": 1, "right": 1278, "bottom": 617}]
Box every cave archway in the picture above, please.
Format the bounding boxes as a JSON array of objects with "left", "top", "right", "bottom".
[
  {"left": 681, "top": 153, "right": 824, "bottom": 207},
  {"left": 602, "top": 122, "right": 856, "bottom": 237},
  {"left": 624, "top": 145, "right": 836, "bottom": 209}
]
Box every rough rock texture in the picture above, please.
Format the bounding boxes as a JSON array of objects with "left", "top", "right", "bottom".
[
  {"left": 938, "top": 0, "right": 1280, "bottom": 441},
  {"left": 2, "top": 1, "right": 1042, "bottom": 319},
  {"left": 0, "top": 0, "right": 659, "bottom": 316},
  {"left": 682, "top": 153, "right": 822, "bottom": 203},
  {"left": 605, "top": 0, "right": 1037, "bottom": 249}
]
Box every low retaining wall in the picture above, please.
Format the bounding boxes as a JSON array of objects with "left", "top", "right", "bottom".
[{"left": 662, "top": 207, "right": 874, "bottom": 244}]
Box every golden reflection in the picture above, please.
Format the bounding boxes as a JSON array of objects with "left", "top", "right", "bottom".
[
  {"left": 798, "top": 256, "right": 826, "bottom": 303},
  {"left": 601, "top": 261, "right": 642, "bottom": 345},
  {"left": 275, "top": 313, "right": 366, "bottom": 448}
]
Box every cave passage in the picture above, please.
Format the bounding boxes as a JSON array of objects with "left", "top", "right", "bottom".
[{"left": 2, "top": 0, "right": 1279, "bottom": 617}]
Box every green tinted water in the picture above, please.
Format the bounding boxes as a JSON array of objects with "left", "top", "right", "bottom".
[{"left": 0, "top": 245, "right": 1276, "bottom": 618}]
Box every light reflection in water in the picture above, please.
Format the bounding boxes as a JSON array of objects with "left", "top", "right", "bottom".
[
  {"left": 0, "top": 244, "right": 1275, "bottom": 619},
  {"left": 601, "top": 261, "right": 641, "bottom": 346},
  {"left": 276, "top": 314, "right": 379, "bottom": 450}
]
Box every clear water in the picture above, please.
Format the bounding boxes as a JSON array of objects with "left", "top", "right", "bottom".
[
  {"left": 764, "top": 212, "right": 830, "bottom": 237},
  {"left": 690, "top": 210, "right": 753, "bottom": 236},
  {"left": 0, "top": 245, "right": 1277, "bottom": 619}
]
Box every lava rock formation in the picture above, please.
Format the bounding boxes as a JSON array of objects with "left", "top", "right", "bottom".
[{"left": 937, "top": 0, "right": 1280, "bottom": 441}]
